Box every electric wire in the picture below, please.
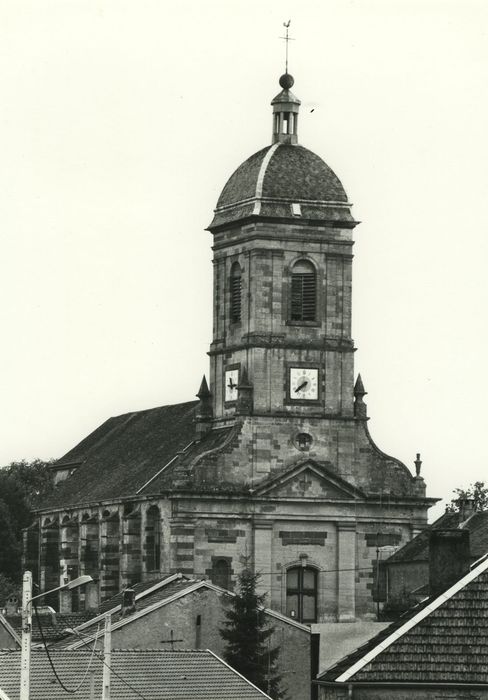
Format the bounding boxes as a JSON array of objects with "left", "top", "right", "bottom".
[
  {"left": 68, "top": 626, "right": 150, "bottom": 700},
  {"left": 33, "top": 601, "right": 100, "bottom": 693}
]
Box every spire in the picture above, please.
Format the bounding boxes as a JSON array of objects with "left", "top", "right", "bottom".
[
  {"left": 196, "top": 375, "right": 211, "bottom": 400},
  {"left": 354, "top": 374, "right": 366, "bottom": 398},
  {"left": 353, "top": 374, "right": 368, "bottom": 419},
  {"left": 195, "top": 375, "right": 213, "bottom": 440}
]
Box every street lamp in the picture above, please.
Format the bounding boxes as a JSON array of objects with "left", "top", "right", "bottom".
[{"left": 20, "top": 571, "right": 93, "bottom": 700}]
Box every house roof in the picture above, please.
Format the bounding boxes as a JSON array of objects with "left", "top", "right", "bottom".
[
  {"left": 4, "top": 611, "right": 96, "bottom": 644},
  {"left": 37, "top": 402, "right": 236, "bottom": 510},
  {"left": 0, "top": 649, "right": 272, "bottom": 699},
  {"left": 319, "top": 554, "right": 488, "bottom": 685},
  {"left": 97, "top": 574, "right": 192, "bottom": 614},
  {"left": 385, "top": 509, "right": 488, "bottom": 564},
  {"left": 58, "top": 574, "right": 310, "bottom": 651}
]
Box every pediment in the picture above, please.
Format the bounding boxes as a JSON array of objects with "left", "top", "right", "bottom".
[{"left": 253, "top": 460, "right": 365, "bottom": 500}]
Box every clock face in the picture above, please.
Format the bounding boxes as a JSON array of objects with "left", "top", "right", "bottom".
[
  {"left": 289, "top": 367, "right": 319, "bottom": 401},
  {"left": 225, "top": 369, "right": 239, "bottom": 402}
]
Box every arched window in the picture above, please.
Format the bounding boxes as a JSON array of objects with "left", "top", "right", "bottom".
[
  {"left": 286, "top": 566, "right": 318, "bottom": 623},
  {"left": 290, "top": 259, "right": 317, "bottom": 321},
  {"left": 230, "top": 263, "right": 242, "bottom": 323},
  {"left": 210, "top": 558, "right": 231, "bottom": 589},
  {"left": 145, "top": 506, "right": 161, "bottom": 572}
]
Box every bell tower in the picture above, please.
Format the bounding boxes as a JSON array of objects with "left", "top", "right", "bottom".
[{"left": 207, "top": 73, "right": 357, "bottom": 424}]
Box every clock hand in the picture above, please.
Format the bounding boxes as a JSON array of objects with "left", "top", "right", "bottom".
[{"left": 295, "top": 381, "right": 308, "bottom": 393}]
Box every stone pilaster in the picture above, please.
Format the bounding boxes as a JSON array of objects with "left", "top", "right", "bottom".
[
  {"left": 170, "top": 519, "right": 195, "bottom": 575},
  {"left": 337, "top": 522, "right": 356, "bottom": 622},
  {"left": 59, "top": 517, "right": 80, "bottom": 612},
  {"left": 253, "top": 519, "right": 273, "bottom": 597},
  {"left": 99, "top": 510, "right": 121, "bottom": 602},
  {"left": 122, "top": 509, "right": 142, "bottom": 587}
]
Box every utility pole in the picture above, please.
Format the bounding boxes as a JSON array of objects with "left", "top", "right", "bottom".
[
  {"left": 102, "top": 616, "right": 111, "bottom": 700},
  {"left": 19, "top": 572, "right": 93, "bottom": 700},
  {"left": 20, "top": 571, "right": 32, "bottom": 700}
]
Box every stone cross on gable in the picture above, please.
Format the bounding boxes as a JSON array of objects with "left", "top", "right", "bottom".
[{"left": 298, "top": 471, "right": 313, "bottom": 492}]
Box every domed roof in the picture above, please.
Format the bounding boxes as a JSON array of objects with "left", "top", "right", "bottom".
[
  {"left": 208, "top": 73, "right": 356, "bottom": 231},
  {"left": 209, "top": 143, "right": 354, "bottom": 230}
]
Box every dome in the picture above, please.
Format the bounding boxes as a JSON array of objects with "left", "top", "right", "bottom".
[
  {"left": 209, "top": 143, "right": 355, "bottom": 230},
  {"left": 208, "top": 74, "right": 356, "bottom": 231}
]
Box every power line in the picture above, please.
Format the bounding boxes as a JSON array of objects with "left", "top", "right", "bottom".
[
  {"left": 67, "top": 627, "right": 149, "bottom": 700},
  {"left": 33, "top": 601, "right": 99, "bottom": 694}
]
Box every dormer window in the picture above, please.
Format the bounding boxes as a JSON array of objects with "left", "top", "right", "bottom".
[
  {"left": 230, "top": 262, "right": 242, "bottom": 323},
  {"left": 290, "top": 259, "right": 317, "bottom": 321}
]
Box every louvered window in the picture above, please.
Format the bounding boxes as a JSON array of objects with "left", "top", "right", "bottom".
[
  {"left": 230, "top": 263, "right": 242, "bottom": 323},
  {"left": 290, "top": 260, "right": 317, "bottom": 321}
]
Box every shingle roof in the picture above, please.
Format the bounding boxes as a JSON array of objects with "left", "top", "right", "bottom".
[
  {"left": 97, "top": 575, "right": 191, "bottom": 615},
  {"left": 39, "top": 401, "right": 199, "bottom": 509},
  {"left": 320, "top": 555, "right": 488, "bottom": 685},
  {"left": 37, "top": 401, "right": 237, "bottom": 510},
  {"left": 0, "top": 649, "right": 272, "bottom": 699},
  {"left": 209, "top": 144, "right": 355, "bottom": 230},
  {"left": 5, "top": 611, "right": 96, "bottom": 643},
  {"left": 385, "top": 510, "right": 488, "bottom": 564}
]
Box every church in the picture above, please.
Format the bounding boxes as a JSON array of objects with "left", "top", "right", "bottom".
[{"left": 25, "top": 70, "right": 437, "bottom": 624}]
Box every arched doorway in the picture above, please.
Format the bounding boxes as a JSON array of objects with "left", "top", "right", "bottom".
[{"left": 286, "top": 566, "right": 318, "bottom": 623}]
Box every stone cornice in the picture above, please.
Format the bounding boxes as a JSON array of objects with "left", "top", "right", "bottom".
[{"left": 208, "top": 336, "right": 356, "bottom": 355}]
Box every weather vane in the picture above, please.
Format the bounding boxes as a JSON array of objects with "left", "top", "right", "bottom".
[{"left": 280, "top": 20, "right": 295, "bottom": 74}]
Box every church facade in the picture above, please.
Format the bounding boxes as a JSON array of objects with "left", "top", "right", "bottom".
[{"left": 26, "top": 72, "right": 436, "bottom": 623}]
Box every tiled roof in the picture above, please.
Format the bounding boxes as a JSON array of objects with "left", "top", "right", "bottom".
[
  {"left": 209, "top": 144, "right": 355, "bottom": 230},
  {"left": 97, "top": 575, "right": 190, "bottom": 614},
  {"left": 55, "top": 574, "right": 310, "bottom": 652},
  {"left": 320, "top": 556, "right": 488, "bottom": 684},
  {"left": 385, "top": 510, "right": 488, "bottom": 564},
  {"left": 0, "top": 649, "right": 271, "bottom": 699},
  {"left": 37, "top": 401, "right": 205, "bottom": 509},
  {"left": 5, "top": 611, "right": 96, "bottom": 643}
]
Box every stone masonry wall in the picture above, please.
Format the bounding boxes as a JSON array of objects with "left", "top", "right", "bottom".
[{"left": 104, "top": 587, "right": 312, "bottom": 700}]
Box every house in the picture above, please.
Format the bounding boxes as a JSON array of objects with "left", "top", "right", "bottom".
[
  {"left": 25, "top": 67, "right": 437, "bottom": 625},
  {"left": 0, "top": 649, "right": 272, "bottom": 699},
  {"left": 53, "top": 573, "right": 316, "bottom": 700},
  {"left": 0, "top": 594, "right": 97, "bottom": 647},
  {"left": 377, "top": 503, "right": 488, "bottom": 615},
  {"left": 316, "top": 549, "right": 488, "bottom": 698}
]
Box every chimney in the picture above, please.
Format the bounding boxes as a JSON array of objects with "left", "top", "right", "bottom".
[
  {"left": 457, "top": 497, "right": 476, "bottom": 521},
  {"left": 5, "top": 595, "right": 19, "bottom": 616},
  {"left": 121, "top": 588, "right": 136, "bottom": 617},
  {"left": 429, "top": 529, "right": 470, "bottom": 597}
]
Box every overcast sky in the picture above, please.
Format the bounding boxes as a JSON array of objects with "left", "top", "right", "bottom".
[{"left": 1, "top": 0, "right": 487, "bottom": 520}]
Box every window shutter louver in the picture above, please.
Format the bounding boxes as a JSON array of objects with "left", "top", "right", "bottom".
[
  {"left": 291, "top": 271, "right": 316, "bottom": 321},
  {"left": 230, "top": 268, "right": 242, "bottom": 323}
]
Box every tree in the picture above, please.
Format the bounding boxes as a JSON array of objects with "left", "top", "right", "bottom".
[
  {"left": 5, "top": 458, "right": 55, "bottom": 508},
  {"left": 447, "top": 481, "right": 488, "bottom": 513},
  {"left": 220, "top": 567, "right": 282, "bottom": 698},
  {"left": 0, "top": 459, "right": 55, "bottom": 597}
]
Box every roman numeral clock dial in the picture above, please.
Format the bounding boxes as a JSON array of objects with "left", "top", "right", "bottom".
[{"left": 289, "top": 367, "right": 319, "bottom": 401}]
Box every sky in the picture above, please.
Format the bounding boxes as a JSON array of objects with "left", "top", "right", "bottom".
[{"left": 1, "top": 0, "right": 487, "bottom": 521}]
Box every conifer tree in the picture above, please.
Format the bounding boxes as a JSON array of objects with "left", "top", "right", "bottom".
[{"left": 220, "top": 567, "right": 282, "bottom": 698}]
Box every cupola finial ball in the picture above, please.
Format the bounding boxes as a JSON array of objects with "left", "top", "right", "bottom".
[{"left": 279, "top": 73, "right": 294, "bottom": 89}]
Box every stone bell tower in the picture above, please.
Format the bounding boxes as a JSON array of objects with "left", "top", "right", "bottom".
[{"left": 207, "top": 72, "right": 357, "bottom": 427}]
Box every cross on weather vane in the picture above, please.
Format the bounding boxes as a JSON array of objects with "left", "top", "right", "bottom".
[{"left": 280, "top": 20, "right": 295, "bottom": 74}]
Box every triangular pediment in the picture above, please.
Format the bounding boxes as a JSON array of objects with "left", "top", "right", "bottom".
[{"left": 253, "top": 459, "right": 365, "bottom": 500}]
